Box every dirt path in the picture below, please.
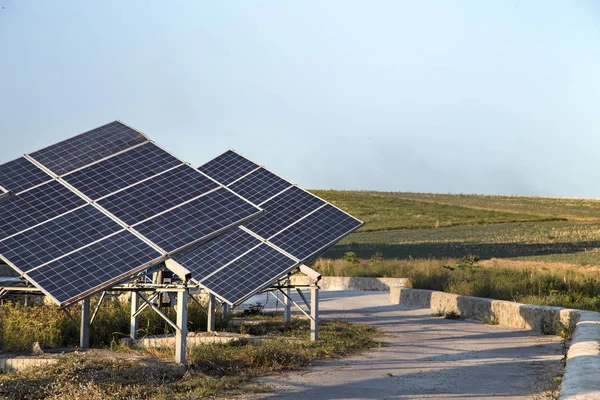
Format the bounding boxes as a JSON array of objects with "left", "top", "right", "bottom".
[{"left": 247, "top": 291, "right": 564, "bottom": 400}]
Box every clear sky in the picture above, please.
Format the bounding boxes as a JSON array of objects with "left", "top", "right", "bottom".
[{"left": 1, "top": 1, "right": 599, "bottom": 197}]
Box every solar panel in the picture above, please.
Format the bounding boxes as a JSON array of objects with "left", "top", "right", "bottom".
[
  {"left": 173, "top": 228, "right": 261, "bottom": 278},
  {"left": 229, "top": 167, "right": 292, "bottom": 205},
  {"left": 199, "top": 244, "right": 298, "bottom": 305},
  {"left": 170, "top": 150, "right": 362, "bottom": 305},
  {"left": 244, "top": 186, "right": 325, "bottom": 239},
  {"left": 269, "top": 204, "right": 363, "bottom": 260},
  {"left": 0, "top": 206, "right": 122, "bottom": 273},
  {"left": 134, "top": 188, "right": 261, "bottom": 253},
  {"left": 30, "top": 121, "right": 148, "bottom": 175},
  {"left": 0, "top": 157, "right": 52, "bottom": 193},
  {"left": 62, "top": 143, "right": 181, "bottom": 199},
  {"left": 0, "top": 123, "right": 267, "bottom": 307},
  {"left": 98, "top": 165, "right": 219, "bottom": 225},
  {"left": 198, "top": 150, "right": 259, "bottom": 185},
  {"left": 25, "top": 230, "right": 161, "bottom": 304},
  {"left": 0, "top": 181, "right": 86, "bottom": 240}
]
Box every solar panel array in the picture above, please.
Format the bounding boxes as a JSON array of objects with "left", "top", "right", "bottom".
[
  {"left": 0, "top": 122, "right": 262, "bottom": 306},
  {"left": 174, "top": 150, "right": 363, "bottom": 306}
]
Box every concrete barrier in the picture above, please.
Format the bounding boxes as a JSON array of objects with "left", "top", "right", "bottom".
[
  {"left": 0, "top": 357, "right": 59, "bottom": 373},
  {"left": 291, "top": 276, "right": 411, "bottom": 291},
  {"left": 389, "top": 287, "right": 578, "bottom": 333},
  {"left": 389, "top": 287, "right": 600, "bottom": 399},
  {"left": 559, "top": 311, "right": 600, "bottom": 399}
]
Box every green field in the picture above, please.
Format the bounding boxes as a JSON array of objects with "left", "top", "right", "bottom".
[{"left": 311, "top": 190, "right": 600, "bottom": 266}]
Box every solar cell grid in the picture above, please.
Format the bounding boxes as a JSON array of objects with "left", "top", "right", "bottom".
[
  {"left": 173, "top": 228, "right": 261, "bottom": 279},
  {"left": 243, "top": 186, "right": 325, "bottom": 239},
  {"left": 63, "top": 143, "right": 181, "bottom": 199},
  {"left": 26, "top": 230, "right": 161, "bottom": 304},
  {"left": 0, "top": 180, "right": 86, "bottom": 240},
  {"left": 269, "top": 204, "right": 362, "bottom": 261},
  {"left": 0, "top": 157, "right": 52, "bottom": 193},
  {"left": 228, "top": 167, "right": 292, "bottom": 205},
  {"left": 30, "top": 121, "right": 148, "bottom": 175},
  {"left": 98, "top": 165, "right": 219, "bottom": 226},
  {"left": 134, "top": 188, "right": 261, "bottom": 253},
  {"left": 0, "top": 206, "right": 122, "bottom": 272},
  {"left": 198, "top": 150, "right": 259, "bottom": 185},
  {"left": 200, "top": 244, "right": 297, "bottom": 305}
]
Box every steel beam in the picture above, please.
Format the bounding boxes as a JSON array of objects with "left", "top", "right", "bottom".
[
  {"left": 80, "top": 297, "right": 91, "bottom": 349},
  {"left": 310, "top": 285, "right": 319, "bottom": 341},
  {"left": 207, "top": 293, "right": 216, "bottom": 332},
  {"left": 175, "top": 289, "right": 188, "bottom": 364},
  {"left": 130, "top": 292, "right": 139, "bottom": 339},
  {"left": 283, "top": 287, "right": 291, "bottom": 323}
]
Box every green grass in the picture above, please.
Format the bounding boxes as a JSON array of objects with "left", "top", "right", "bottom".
[
  {"left": 313, "top": 256, "right": 600, "bottom": 312},
  {"left": 323, "top": 220, "right": 600, "bottom": 265},
  {"left": 0, "top": 319, "right": 378, "bottom": 400},
  {"left": 310, "top": 190, "right": 563, "bottom": 232}
]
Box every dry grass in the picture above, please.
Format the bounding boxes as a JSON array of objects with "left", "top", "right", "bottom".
[{"left": 0, "top": 319, "right": 379, "bottom": 400}]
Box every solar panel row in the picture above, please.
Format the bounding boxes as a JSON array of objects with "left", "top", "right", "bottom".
[
  {"left": 0, "top": 122, "right": 264, "bottom": 306},
  {"left": 175, "top": 150, "right": 363, "bottom": 306}
]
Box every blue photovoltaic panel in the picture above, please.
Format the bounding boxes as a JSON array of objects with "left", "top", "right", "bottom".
[
  {"left": 30, "top": 121, "right": 148, "bottom": 175},
  {"left": 63, "top": 143, "right": 181, "bottom": 199},
  {"left": 243, "top": 186, "right": 325, "bottom": 239},
  {"left": 198, "top": 150, "right": 259, "bottom": 185},
  {"left": 200, "top": 244, "right": 297, "bottom": 305},
  {"left": 228, "top": 167, "right": 292, "bottom": 205},
  {"left": 26, "top": 230, "right": 161, "bottom": 304},
  {"left": 173, "top": 228, "right": 261, "bottom": 279},
  {"left": 134, "top": 188, "right": 261, "bottom": 253},
  {"left": 270, "top": 204, "right": 363, "bottom": 261},
  {"left": 0, "top": 181, "right": 86, "bottom": 240},
  {"left": 0, "top": 157, "right": 52, "bottom": 194},
  {"left": 0, "top": 206, "right": 122, "bottom": 272},
  {"left": 98, "top": 165, "right": 219, "bottom": 225}
]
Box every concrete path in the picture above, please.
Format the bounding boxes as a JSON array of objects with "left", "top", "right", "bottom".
[{"left": 246, "top": 290, "right": 564, "bottom": 400}]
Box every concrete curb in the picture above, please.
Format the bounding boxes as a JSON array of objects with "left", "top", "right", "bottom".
[
  {"left": 291, "top": 276, "right": 411, "bottom": 291},
  {"left": 559, "top": 311, "right": 600, "bottom": 399},
  {"left": 389, "top": 287, "right": 600, "bottom": 399}
]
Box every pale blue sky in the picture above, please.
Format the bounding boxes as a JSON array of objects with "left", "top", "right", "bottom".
[{"left": 1, "top": 1, "right": 599, "bottom": 196}]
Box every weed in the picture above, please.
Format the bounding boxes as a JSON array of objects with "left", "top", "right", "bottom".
[{"left": 444, "top": 310, "right": 462, "bottom": 320}]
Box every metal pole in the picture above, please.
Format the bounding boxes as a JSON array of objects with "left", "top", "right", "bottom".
[
  {"left": 283, "top": 287, "right": 291, "bottom": 323},
  {"left": 175, "top": 289, "right": 188, "bottom": 364},
  {"left": 130, "top": 292, "right": 139, "bottom": 339},
  {"left": 310, "top": 285, "right": 319, "bottom": 341},
  {"left": 222, "top": 302, "right": 230, "bottom": 315},
  {"left": 80, "top": 297, "right": 91, "bottom": 349},
  {"left": 207, "top": 293, "right": 216, "bottom": 332}
]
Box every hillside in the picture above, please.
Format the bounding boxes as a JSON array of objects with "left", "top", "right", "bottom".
[{"left": 311, "top": 190, "right": 600, "bottom": 266}]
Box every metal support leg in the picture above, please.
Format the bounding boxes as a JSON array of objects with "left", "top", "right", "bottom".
[
  {"left": 207, "top": 293, "right": 216, "bottom": 332},
  {"left": 175, "top": 289, "right": 188, "bottom": 364},
  {"left": 222, "top": 302, "right": 230, "bottom": 315},
  {"left": 283, "top": 287, "right": 291, "bottom": 323},
  {"left": 80, "top": 297, "right": 91, "bottom": 349},
  {"left": 130, "top": 292, "right": 139, "bottom": 339},
  {"left": 310, "top": 285, "right": 319, "bottom": 341}
]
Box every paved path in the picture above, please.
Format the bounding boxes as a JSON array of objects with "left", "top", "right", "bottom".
[{"left": 246, "top": 291, "right": 564, "bottom": 400}]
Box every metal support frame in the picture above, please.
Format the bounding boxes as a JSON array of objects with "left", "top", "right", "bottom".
[
  {"left": 222, "top": 302, "right": 230, "bottom": 315},
  {"left": 207, "top": 293, "right": 216, "bottom": 332},
  {"left": 138, "top": 292, "right": 180, "bottom": 332},
  {"left": 80, "top": 297, "right": 90, "bottom": 349},
  {"left": 276, "top": 287, "right": 313, "bottom": 321},
  {"left": 130, "top": 292, "right": 139, "bottom": 339},
  {"left": 283, "top": 286, "right": 291, "bottom": 323},
  {"left": 310, "top": 284, "right": 319, "bottom": 341},
  {"left": 175, "top": 289, "right": 188, "bottom": 364},
  {"left": 90, "top": 291, "right": 106, "bottom": 325}
]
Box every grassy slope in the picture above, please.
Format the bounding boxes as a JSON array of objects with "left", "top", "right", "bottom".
[
  {"left": 311, "top": 190, "right": 563, "bottom": 232},
  {"left": 310, "top": 190, "right": 600, "bottom": 266}
]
